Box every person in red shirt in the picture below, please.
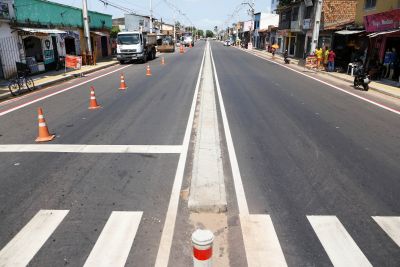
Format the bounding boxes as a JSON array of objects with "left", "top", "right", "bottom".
[{"left": 328, "top": 49, "right": 336, "bottom": 72}]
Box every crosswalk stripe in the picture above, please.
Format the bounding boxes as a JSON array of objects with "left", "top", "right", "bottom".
[
  {"left": 240, "top": 214, "right": 287, "bottom": 267},
  {"left": 0, "top": 209, "right": 69, "bottom": 267},
  {"left": 307, "top": 215, "right": 372, "bottom": 267},
  {"left": 372, "top": 216, "right": 400, "bottom": 247},
  {"left": 83, "top": 211, "right": 143, "bottom": 267}
]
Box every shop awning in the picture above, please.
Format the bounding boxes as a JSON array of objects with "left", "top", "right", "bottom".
[
  {"left": 335, "top": 30, "right": 365, "bottom": 35},
  {"left": 16, "top": 27, "right": 67, "bottom": 34},
  {"left": 91, "top": 31, "right": 107, "bottom": 36},
  {"left": 367, "top": 28, "right": 400, "bottom": 38}
]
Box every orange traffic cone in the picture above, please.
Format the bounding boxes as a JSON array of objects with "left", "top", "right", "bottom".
[
  {"left": 189, "top": 42, "right": 192, "bottom": 48},
  {"left": 180, "top": 45, "right": 184, "bottom": 54},
  {"left": 119, "top": 73, "right": 127, "bottom": 90},
  {"left": 88, "top": 86, "right": 101, "bottom": 110},
  {"left": 35, "top": 107, "right": 55, "bottom": 142},
  {"left": 146, "top": 65, "right": 152, "bottom": 76},
  {"left": 161, "top": 57, "right": 165, "bottom": 65}
]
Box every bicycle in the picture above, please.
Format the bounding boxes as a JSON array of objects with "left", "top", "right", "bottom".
[{"left": 8, "top": 62, "right": 35, "bottom": 96}]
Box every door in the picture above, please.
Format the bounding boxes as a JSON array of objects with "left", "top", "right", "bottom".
[
  {"left": 51, "top": 36, "right": 59, "bottom": 70},
  {"left": 289, "top": 36, "right": 296, "bottom": 56},
  {"left": 101, "top": 36, "right": 108, "bottom": 57},
  {"left": 0, "top": 54, "right": 4, "bottom": 79}
]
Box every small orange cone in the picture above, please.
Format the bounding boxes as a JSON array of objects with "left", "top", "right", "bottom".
[
  {"left": 119, "top": 73, "right": 127, "bottom": 90},
  {"left": 35, "top": 107, "right": 55, "bottom": 142},
  {"left": 189, "top": 42, "right": 192, "bottom": 48},
  {"left": 146, "top": 65, "right": 152, "bottom": 76},
  {"left": 161, "top": 57, "right": 165, "bottom": 65},
  {"left": 88, "top": 86, "right": 101, "bottom": 110},
  {"left": 180, "top": 45, "right": 184, "bottom": 54}
]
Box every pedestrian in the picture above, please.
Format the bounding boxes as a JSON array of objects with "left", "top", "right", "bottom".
[
  {"left": 324, "top": 46, "right": 329, "bottom": 70},
  {"left": 271, "top": 47, "right": 276, "bottom": 59},
  {"left": 315, "top": 47, "right": 323, "bottom": 70},
  {"left": 328, "top": 49, "right": 336, "bottom": 72}
]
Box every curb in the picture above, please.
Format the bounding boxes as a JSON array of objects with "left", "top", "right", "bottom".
[
  {"left": 246, "top": 48, "right": 400, "bottom": 100},
  {"left": 0, "top": 61, "right": 119, "bottom": 101}
]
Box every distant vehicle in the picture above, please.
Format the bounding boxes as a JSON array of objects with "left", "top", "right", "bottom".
[
  {"left": 117, "top": 31, "right": 157, "bottom": 64},
  {"left": 223, "top": 40, "right": 231, "bottom": 46},
  {"left": 181, "top": 32, "right": 194, "bottom": 47},
  {"left": 157, "top": 35, "right": 175, "bottom": 53}
]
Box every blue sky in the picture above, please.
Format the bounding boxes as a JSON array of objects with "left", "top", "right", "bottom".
[{"left": 49, "top": 0, "right": 272, "bottom": 30}]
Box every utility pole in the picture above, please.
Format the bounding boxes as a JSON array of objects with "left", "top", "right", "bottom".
[
  {"left": 149, "top": 0, "right": 153, "bottom": 33},
  {"left": 242, "top": 1, "right": 255, "bottom": 47},
  {"left": 310, "top": 0, "right": 323, "bottom": 53},
  {"left": 82, "top": 0, "right": 92, "bottom": 55}
]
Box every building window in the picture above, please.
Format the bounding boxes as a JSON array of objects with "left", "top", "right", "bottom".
[
  {"left": 292, "top": 7, "right": 299, "bottom": 21},
  {"left": 305, "top": 6, "right": 313, "bottom": 19},
  {"left": 365, "top": 0, "right": 376, "bottom": 9}
]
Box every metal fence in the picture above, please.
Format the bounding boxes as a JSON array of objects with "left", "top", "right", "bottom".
[{"left": 0, "top": 35, "right": 21, "bottom": 79}]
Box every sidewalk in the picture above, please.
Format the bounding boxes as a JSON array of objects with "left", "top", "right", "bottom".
[
  {"left": 0, "top": 58, "right": 119, "bottom": 100},
  {"left": 248, "top": 48, "right": 400, "bottom": 99}
]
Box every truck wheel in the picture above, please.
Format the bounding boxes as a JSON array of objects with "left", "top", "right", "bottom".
[
  {"left": 119, "top": 60, "right": 125, "bottom": 64},
  {"left": 143, "top": 53, "right": 147, "bottom": 63}
]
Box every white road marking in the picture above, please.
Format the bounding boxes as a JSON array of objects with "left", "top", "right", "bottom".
[
  {"left": 209, "top": 46, "right": 248, "bottom": 215},
  {"left": 235, "top": 47, "right": 400, "bottom": 116},
  {"left": 373, "top": 216, "right": 400, "bottom": 247},
  {"left": 0, "top": 144, "right": 182, "bottom": 154},
  {"left": 307, "top": 215, "right": 372, "bottom": 267},
  {"left": 83, "top": 211, "right": 142, "bottom": 267},
  {"left": 154, "top": 41, "right": 207, "bottom": 267},
  {"left": 0, "top": 65, "right": 131, "bottom": 117},
  {"left": 0, "top": 210, "right": 69, "bottom": 267},
  {"left": 240, "top": 215, "right": 288, "bottom": 267},
  {"left": 210, "top": 45, "right": 287, "bottom": 266}
]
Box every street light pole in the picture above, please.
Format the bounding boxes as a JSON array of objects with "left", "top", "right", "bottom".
[
  {"left": 82, "top": 0, "right": 92, "bottom": 55},
  {"left": 149, "top": 0, "right": 153, "bottom": 33}
]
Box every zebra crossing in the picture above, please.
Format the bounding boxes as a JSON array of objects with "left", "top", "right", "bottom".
[{"left": 0, "top": 210, "right": 399, "bottom": 266}]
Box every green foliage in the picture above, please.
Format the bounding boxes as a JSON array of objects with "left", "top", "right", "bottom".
[
  {"left": 196, "top": 29, "right": 204, "bottom": 37},
  {"left": 206, "top": 30, "right": 214, "bottom": 38},
  {"left": 110, "top": 26, "right": 120, "bottom": 39}
]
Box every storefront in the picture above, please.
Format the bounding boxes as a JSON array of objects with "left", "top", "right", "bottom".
[
  {"left": 17, "top": 27, "right": 67, "bottom": 72},
  {"left": 364, "top": 9, "right": 400, "bottom": 80}
]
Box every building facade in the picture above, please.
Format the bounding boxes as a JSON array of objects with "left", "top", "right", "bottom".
[{"left": 0, "top": 0, "right": 112, "bottom": 78}]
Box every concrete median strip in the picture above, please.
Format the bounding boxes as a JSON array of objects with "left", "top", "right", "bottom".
[{"left": 188, "top": 41, "right": 227, "bottom": 213}]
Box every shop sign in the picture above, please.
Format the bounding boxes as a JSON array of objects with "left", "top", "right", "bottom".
[
  {"left": 0, "top": 2, "right": 10, "bottom": 20},
  {"left": 277, "top": 29, "right": 289, "bottom": 36},
  {"left": 364, "top": 9, "right": 400, "bottom": 32},
  {"left": 42, "top": 38, "right": 54, "bottom": 64}
]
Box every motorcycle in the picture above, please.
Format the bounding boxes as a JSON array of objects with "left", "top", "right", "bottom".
[
  {"left": 283, "top": 50, "right": 290, "bottom": 64},
  {"left": 353, "top": 62, "right": 370, "bottom": 91}
]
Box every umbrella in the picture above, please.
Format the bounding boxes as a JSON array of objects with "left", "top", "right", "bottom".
[{"left": 272, "top": 44, "right": 279, "bottom": 49}]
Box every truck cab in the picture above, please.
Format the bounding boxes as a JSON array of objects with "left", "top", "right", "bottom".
[{"left": 117, "top": 31, "right": 156, "bottom": 63}]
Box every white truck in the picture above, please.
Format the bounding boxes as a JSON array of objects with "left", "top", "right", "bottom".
[{"left": 116, "top": 31, "right": 157, "bottom": 64}]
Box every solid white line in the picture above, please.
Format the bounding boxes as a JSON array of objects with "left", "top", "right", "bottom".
[
  {"left": 211, "top": 42, "right": 288, "bottom": 267},
  {"left": 373, "top": 216, "right": 400, "bottom": 247},
  {"left": 236, "top": 47, "right": 400, "bottom": 116},
  {"left": 83, "top": 211, "right": 142, "bottom": 267},
  {"left": 0, "top": 144, "right": 182, "bottom": 154},
  {"left": 240, "top": 214, "right": 287, "bottom": 267},
  {"left": 0, "top": 210, "right": 69, "bottom": 267},
  {"left": 210, "top": 44, "right": 249, "bottom": 215},
  {"left": 0, "top": 65, "right": 131, "bottom": 117},
  {"left": 154, "top": 41, "right": 206, "bottom": 267},
  {"left": 307, "top": 215, "right": 372, "bottom": 267}
]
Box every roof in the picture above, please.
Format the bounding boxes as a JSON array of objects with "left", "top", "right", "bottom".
[{"left": 18, "top": 0, "right": 112, "bottom": 17}]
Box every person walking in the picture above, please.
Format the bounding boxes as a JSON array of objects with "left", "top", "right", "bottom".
[{"left": 328, "top": 49, "right": 336, "bottom": 72}]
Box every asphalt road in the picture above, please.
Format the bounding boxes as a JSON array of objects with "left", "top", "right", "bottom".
[
  {"left": 0, "top": 41, "right": 206, "bottom": 266},
  {"left": 0, "top": 40, "right": 399, "bottom": 267},
  {"left": 211, "top": 42, "right": 400, "bottom": 266}
]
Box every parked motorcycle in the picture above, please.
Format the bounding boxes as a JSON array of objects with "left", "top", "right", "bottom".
[
  {"left": 353, "top": 61, "right": 370, "bottom": 91},
  {"left": 283, "top": 50, "right": 290, "bottom": 64}
]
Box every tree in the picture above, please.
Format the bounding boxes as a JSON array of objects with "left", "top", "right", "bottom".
[
  {"left": 196, "top": 29, "right": 204, "bottom": 37},
  {"left": 206, "top": 30, "right": 214, "bottom": 38},
  {"left": 110, "top": 26, "right": 120, "bottom": 39}
]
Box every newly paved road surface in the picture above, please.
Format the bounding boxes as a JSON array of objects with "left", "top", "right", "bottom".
[
  {"left": 211, "top": 42, "right": 400, "bottom": 266},
  {"left": 0, "top": 40, "right": 399, "bottom": 267}
]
